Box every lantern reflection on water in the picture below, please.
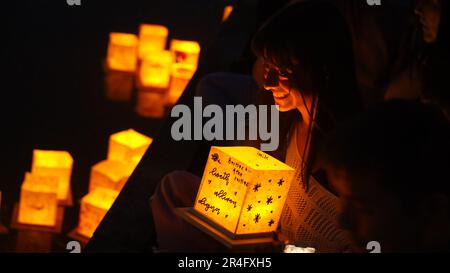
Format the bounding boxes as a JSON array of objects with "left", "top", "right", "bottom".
[
  {"left": 106, "top": 32, "right": 138, "bottom": 72},
  {"left": 192, "top": 146, "right": 295, "bottom": 236},
  {"left": 138, "top": 24, "right": 169, "bottom": 60},
  {"left": 18, "top": 173, "right": 59, "bottom": 227},
  {"left": 77, "top": 188, "right": 119, "bottom": 238},
  {"left": 31, "top": 150, "right": 73, "bottom": 203}
]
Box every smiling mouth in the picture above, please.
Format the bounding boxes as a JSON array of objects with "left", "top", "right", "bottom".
[{"left": 273, "top": 93, "right": 290, "bottom": 100}]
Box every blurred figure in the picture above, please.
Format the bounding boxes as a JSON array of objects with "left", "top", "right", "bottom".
[{"left": 322, "top": 101, "right": 450, "bottom": 252}]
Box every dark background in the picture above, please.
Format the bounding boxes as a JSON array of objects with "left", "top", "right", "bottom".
[{"left": 0, "top": 0, "right": 230, "bottom": 252}]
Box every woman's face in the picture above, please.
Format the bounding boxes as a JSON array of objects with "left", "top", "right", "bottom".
[
  {"left": 415, "top": 0, "right": 443, "bottom": 43},
  {"left": 262, "top": 61, "right": 309, "bottom": 113}
]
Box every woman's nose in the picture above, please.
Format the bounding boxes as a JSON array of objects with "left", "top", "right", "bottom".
[{"left": 263, "top": 69, "right": 279, "bottom": 90}]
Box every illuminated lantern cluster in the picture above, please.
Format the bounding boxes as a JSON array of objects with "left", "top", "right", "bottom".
[
  {"left": 77, "top": 129, "right": 152, "bottom": 238},
  {"left": 77, "top": 188, "right": 119, "bottom": 238},
  {"left": 193, "top": 146, "right": 295, "bottom": 235},
  {"left": 18, "top": 172, "right": 59, "bottom": 227},
  {"left": 104, "top": 23, "right": 201, "bottom": 114}
]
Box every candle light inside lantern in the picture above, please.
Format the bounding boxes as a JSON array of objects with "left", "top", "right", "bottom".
[
  {"left": 89, "top": 160, "right": 133, "bottom": 193},
  {"left": 139, "top": 50, "right": 172, "bottom": 90},
  {"left": 138, "top": 24, "right": 169, "bottom": 60},
  {"left": 18, "top": 172, "right": 59, "bottom": 227},
  {"left": 193, "top": 146, "right": 295, "bottom": 235},
  {"left": 31, "top": 150, "right": 73, "bottom": 203},
  {"left": 77, "top": 188, "right": 119, "bottom": 238},
  {"left": 107, "top": 32, "right": 138, "bottom": 72},
  {"left": 107, "top": 129, "right": 153, "bottom": 163}
]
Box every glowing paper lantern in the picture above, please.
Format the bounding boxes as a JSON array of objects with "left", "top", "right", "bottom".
[
  {"left": 106, "top": 32, "right": 138, "bottom": 72},
  {"left": 168, "top": 66, "right": 196, "bottom": 104},
  {"left": 170, "top": 39, "right": 200, "bottom": 70},
  {"left": 89, "top": 160, "right": 133, "bottom": 193},
  {"left": 222, "top": 5, "right": 234, "bottom": 22},
  {"left": 77, "top": 188, "right": 119, "bottom": 238},
  {"left": 193, "top": 146, "right": 295, "bottom": 235},
  {"left": 138, "top": 24, "right": 169, "bottom": 59},
  {"left": 138, "top": 50, "right": 172, "bottom": 90},
  {"left": 107, "top": 129, "right": 152, "bottom": 163},
  {"left": 18, "top": 173, "right": 59, "bottom": 227},
  {"left": 31, "top": 150, "right": 73, "bottom": 202}
]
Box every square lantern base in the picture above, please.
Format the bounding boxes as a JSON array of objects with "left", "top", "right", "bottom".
[
  {"left": 10, "top": 203, "right": 65, "bottom": 233},
  {"left": 176, "top": 208, "right": 282, "bottom": 252},
  {"left": 58, "top": 187, "right": 73, "bottom": 207},
  {"left": 67, "top": 228, "right": 90, "bottom": 247}
]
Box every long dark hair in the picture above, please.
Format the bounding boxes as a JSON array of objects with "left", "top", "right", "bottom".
[{"left": 251, "top": 0, "right": 362, "bottom": 190}]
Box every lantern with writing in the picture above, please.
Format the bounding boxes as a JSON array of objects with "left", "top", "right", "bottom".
[
  {"left": 77, "top": 188, "right": 119, "bottom": 238},
  {"left": 18, "top": 172, "right": 59, "bottom": 227},
  {"left": 89, "top": 160, "right": 133, "bottom": 193},
  {"left": 107, "top": 129, "right": 152, "bottom": 163},
  {"left": 193, "top": 146, "right": 295, "bottom": 237},
  {"left": 138, "top": 24, "right": 169, "bottom": 59},
  {"left": 31, "top": 149, "right": 73, "bottom": 203},
  {"left": 106, "top": 32, "right": 138, "bottom": 72}
]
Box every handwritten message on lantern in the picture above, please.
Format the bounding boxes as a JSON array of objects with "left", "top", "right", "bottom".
[{"left": 193, "top": 146, "right": 295, "bottom": 235}]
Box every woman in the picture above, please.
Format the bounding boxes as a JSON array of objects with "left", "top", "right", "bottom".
[{"left": 151, "top": 0, "right": 362, "bottom": 252}]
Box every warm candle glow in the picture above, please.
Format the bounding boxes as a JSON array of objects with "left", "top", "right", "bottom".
[
  {"left": 77, "top": 188, "right": 119, "bottom": 238},
  {"left": 222, "top": 5, "right": 234, "bottom": 22},
  {"left": 18, "top": 172, "right": 59, "bottom": 227},
  {"left": 138, "top": 24, "right": 169, "bottom": 59},
  {"left": 170, "top": 39, "right": 201, "bottom": 70},
  {"left": 193, "top": 146, "right": 295, "bottom": 235},
  {"left": 31, "top": 150, "right": 73, "bottom": 202},
  {"left": 89, "top": 160, "right": 133, "bottom": 193},
  {"left": 107, "top": 32, "right": 138, "bottom": 72},
  {"left": 107, "top": 129, "right": 153, "bottom": 163},
  {"left": 139, "top": 50, "right": 172, "bottom": 89}
]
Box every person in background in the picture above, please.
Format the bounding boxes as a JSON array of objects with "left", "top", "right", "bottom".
[{"left": 322, "top": 100, "right": 450, "bottom": 252}]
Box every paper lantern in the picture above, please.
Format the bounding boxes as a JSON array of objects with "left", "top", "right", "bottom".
[
  {"left": 31, "top": 149, "right": 73, "bottom": 202},
  {"left": 222, "top": 5, "right": 233, "bottom": 22},
  {"left": 138, "top": 50, "right": 172, "bottom": 90},
  {"left": 106, "top": 32, "right": 138, "bottom": 72},
  {"left": 168, "top": 66, "right": 196, "bottom": 104},
  {"left": 77, "top": 188, "right": 119, "bottom": 238},
  {"left": 107, "top": 129, "right": 152, "bottom": 163},
  {"left": 18, "top": 172, "right": 59, "bottom": 227},
  {"left": 170, "top": 40, "right": 200, "bottom": 70},
  {"left": 193, "top": 146, "right": 295, "bottom": 236},
  {"left": 89, "top": 160, "right": 133, "bottom": 193},
  {"left": 138, "top": 24, "right": 169, "bottom": 59}
]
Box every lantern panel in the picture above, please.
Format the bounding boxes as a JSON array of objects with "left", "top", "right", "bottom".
[
  {"left": 138, "top": 24, "right": 169, "bottom": 59},
  {"left": 139, "top": 50, "right": 172, "bottom": 89},
  {"left": 77, "top": 188, "right": 119, "bottom": 238},
  {"left": 170, "top": 39, "right": 200, "bottom": 71},
  {"left": 18, "top": 172, "right": 59, "bottom": 227},
  {"left": 31, "top": 149, "right": 73, "bottom": 201},
  {"left": 107, "top": 32, "right": 138, "bottom": 72},
  {"left": 193, "top": 146, "right": 295, "bottom": 235},
  {"left": 107, "top": 129, "right": 152, "bottom": 163},
  {"left": 89, "top": 160, "right": 132, "bottom": 193},
  {"left": 168, "top": 66, "right": 195, "bottom": 104}
]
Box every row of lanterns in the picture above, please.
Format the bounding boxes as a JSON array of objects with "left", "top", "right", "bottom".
[{"left": 15, "top": 129, "right": 152, "bottom": 240}]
